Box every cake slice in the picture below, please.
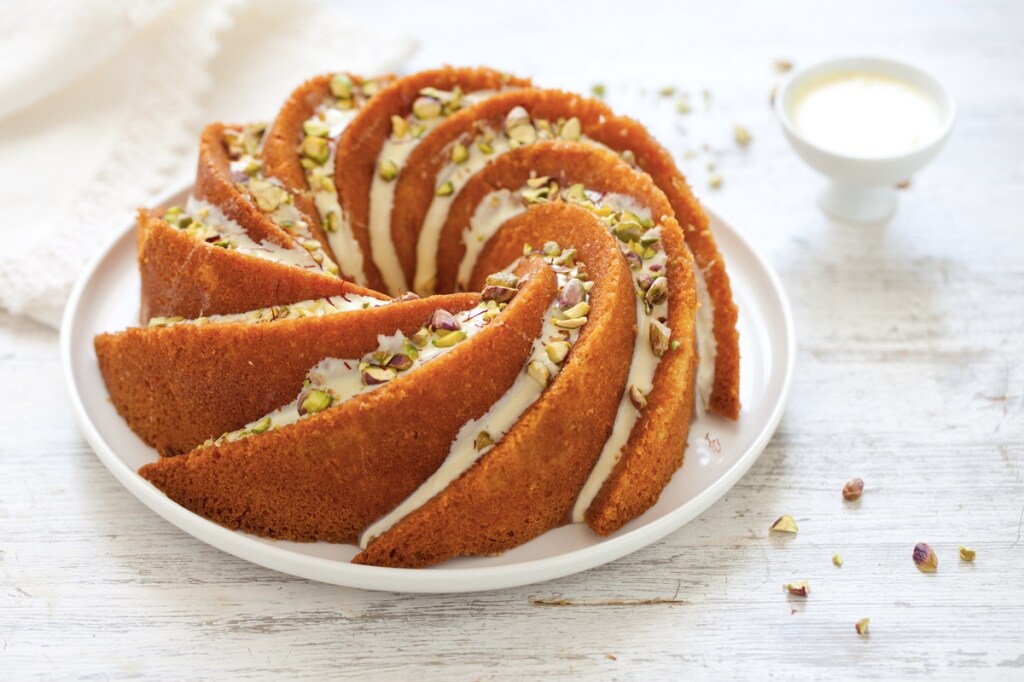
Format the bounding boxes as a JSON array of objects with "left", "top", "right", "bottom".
[{"left": 137, "top": 257, "right": 558, "bottom": 542}]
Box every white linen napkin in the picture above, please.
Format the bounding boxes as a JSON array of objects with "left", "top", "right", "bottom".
[{"left": 0, "top": 0, "right": 417, "bottom": 329}]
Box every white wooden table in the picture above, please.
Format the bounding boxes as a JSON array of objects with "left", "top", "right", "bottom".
[{"left": 3, "top": 0, "right": 1022, "bottom": 678}]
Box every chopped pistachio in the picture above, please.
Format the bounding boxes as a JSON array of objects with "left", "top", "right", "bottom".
[
  {"left": 546, "top": 341, "right": 570, "bottom": 364},
  {"left": 379, "top": 160, "right": 399, "bottom": 181},
  {"left": 708, "top": 173, "right": 723, "bottom": 189},
  {"left": 644, "top": 277, "right": 669, "bottom": 306},
  {"left": 629, "top": 385, "right": 648, "bottom": 410},
  {"left": 562, "top": 183, "right": 588, "bottom": 205},
  {"left": 432, "top": 330, "right": 467, "bottom": 348},
  {"left": 299, "top": 389, "right": 333, "bottom": 415},
  {"left": 324, "top": 212, "right": 339, "bottom": 233},
  {"left": 959, "top": 546, "right": 976, "bottom": 562},
  {"left": 409, "top": 327, "right": 431, "bottom": 348},
  {"left": 734, "top": 124, "right": 753, "bottom": 147},
  {"left": 591, "top": 83, "right": 606, "bottom": 98},
  {"left": 475, "top": 431, "right": 494, "bottom": 450},
  {"left": 481, "top": 284, "right": 517, "bottom": 303},
  {"left": 650, "top": 320, "right": 671, "bottom": 357},
  {"left": 562, "top": 302, "right": 590, "bottom": 320},
  {"left": 658, "top": 85, "right": 676, "bottom": 97},
  {"left": 842, "top": 477, "right": 865, "bottom": 501},
  {"left": 527, "top": 360, "right": 550, "bottom": 387},
  {"left": 436, "top": 181, "right": 454, "bottom": 197},
  {"left": 361, "top": 79, "right": 381, "bottom": 97},
  {"left": 430, "top": 308, "right": 461, "bottom": 332},
  {"left": 391, "top": 115, "right": 409, "bottom": 138},
  {"left": 410, "top": 124, "right": 427, "bottom": 138},
  {"left": 387, "top": 353, "right": 413, "bottom": 371},
  {"left": 250, "top": 417, "right": 271, "bottom": 434},
  {"left": 330, "top": 73, "right": 353, "bottom": 99},
  {"left": 613, "top": 220, "right": 642, "bottom": 244},
  {"left": 552, "top": 316, "right": 587, "bottom": 329},
  {"left": 670, "top": 339, "right": 681, "bottom": 351},
  {"left": 675, "top": 98, "right": 692, "bottom": 115},
  {"left": 249, "top": 180, "right": 292, "bottom": 212},
  {"left": 542, "top": 241, "right": 562, "bottom": 258},
  {"left": 783, "top": 581, "right": 809, "bottom": 597},
  {"left": 504, "top": 106, "right": 531, "bottom": 130},
  {"left": 477, "top": 141, "right": 494, "bottom": 154},
  {"left": 560, "top": 117, "right": 582, "bottom": 141},
  {"left": 855, "top": 618, "right": 870, "bottom": 635},
  {"left": 301, "top": 136, "right": 330, "bottom": 164},
  {"left": 509, "top": 124, "right": 537, "bottom": 145},
  {"left": 913, "top": 542, "right": 938, "bottom": 573},
  {"left": 558, "top": 279, "right": 585, "bottom": 309},
  {"left": 452, "top": 142, "right": 469, "bottom": 164},
  {"left": 625, "top": 250, "right": 643, "bottom": 271},
  {"left": 775, "top": 59, "right": 794, "bottom": 73},
  {"left": 412, "top": 96, "right": 442, "bottom": 120},
  {"left": 833, "top": 553, "right": 843, "bottom": 567},
  {"left": 303, "top": 119, "right": 330, "bottom": 138},
  {"left": 770, "top": 515, "right": 799, "bottom": 534},
  {"left": 485, "top": 272, "right": 520, "bottom": 289},
  {"left": 362, "top": 365, "right": 397, "bottom": 385}
]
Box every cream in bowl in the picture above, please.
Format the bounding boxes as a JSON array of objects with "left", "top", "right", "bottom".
[{"left": 776, "top": 57, "right": 956, "bottom": 223}]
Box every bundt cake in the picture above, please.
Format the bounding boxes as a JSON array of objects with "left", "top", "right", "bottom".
[{"left": 95, "top": 65, "right": 742, "bottom": 569}]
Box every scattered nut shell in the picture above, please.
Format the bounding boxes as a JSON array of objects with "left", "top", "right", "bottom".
[
  {"left": 855, "top": 618, "right": 870, "bottom": 635},
  {"left": 783, "top": 581, "right": 809, "bottom": 597},
  {"left": 959, "top": 546, "right": 976, "bottom": 562},
  {"left": 833, "top": 552, "right": 843, "bottom": 567},
  {"left": 913, "top": 542, "right": 938, "bottom": 573},
  {"left": 770, "top": 515, "right": 799, "bottom": 534},
  {"left": 842, "top": 477, "right": 865, "bottom": 501},
  {"left": 527, "top": 360, "right": 550, "bottom": 387}
]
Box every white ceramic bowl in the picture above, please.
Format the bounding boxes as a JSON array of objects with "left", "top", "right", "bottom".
[{"left": 775, "top": 56, "right": 956, "bottom": 223}]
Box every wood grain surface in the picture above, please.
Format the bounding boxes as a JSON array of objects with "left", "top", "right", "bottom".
[{"left": 2, "top": 0, "right": 1022, "bottom": 678}]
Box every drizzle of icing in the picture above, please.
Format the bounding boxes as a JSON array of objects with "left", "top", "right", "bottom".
[
  {"left": 202, "top": 299, "right": 499, "bottom": 449},
  {"left": 172, "top": 197, "right": 323, "bottom": 271}
]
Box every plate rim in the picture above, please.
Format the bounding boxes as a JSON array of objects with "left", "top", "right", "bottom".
[{"left": 60, "top": 182, "right": 796, "bottom": 593}]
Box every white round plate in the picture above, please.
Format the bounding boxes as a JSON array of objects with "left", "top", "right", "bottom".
[{"left": 61, "top": 183, "right": 796, "bottom": 593}]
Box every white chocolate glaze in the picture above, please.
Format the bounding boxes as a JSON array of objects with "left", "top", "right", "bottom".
[
  {"left": 456, "top": 189, "right": 529, "bottom": 290},
  {"left": 205, "top": 299, "right": 498, "bottom": 449},
  {"left": 571, "top": 195, "right": 668, "bottom": 523},
  {"left": 692, "top": 264, "right": 717, "bottom": 416},
  {"left": 147, "top": 292, "right": 388, "bottom": 328},
  {"left": 179, "top": 197, "right": 323, "bottom": 271},
  {"left": 302, "top": 87, "right": 373, "bottom": 286},
  {"left": 360, "top": 263, "right": 587, "bottom": 547}
]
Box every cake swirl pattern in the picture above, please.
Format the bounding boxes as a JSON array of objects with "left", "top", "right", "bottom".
[{"left": 95, "top": 66, "right": 741, "bottom": 568}]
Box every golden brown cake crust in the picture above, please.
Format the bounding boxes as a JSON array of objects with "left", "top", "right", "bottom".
[
  {"left": 195, "top": 122, "right": 299, "bottom": 250},
  {"left": 138, "top": 259, "right": 558, "bottom": 543},
  {"left": 354, "top": 203, "right": 637, "bottom": 567},
  {"left": 261, "top": 72, "right": 384, "bottom": 275},
  {"left": 136, "top": 209, "right": 382, "bottom": 321},
  {"left": 97, "top": 292, "right": 476, "bottom": 456}
]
